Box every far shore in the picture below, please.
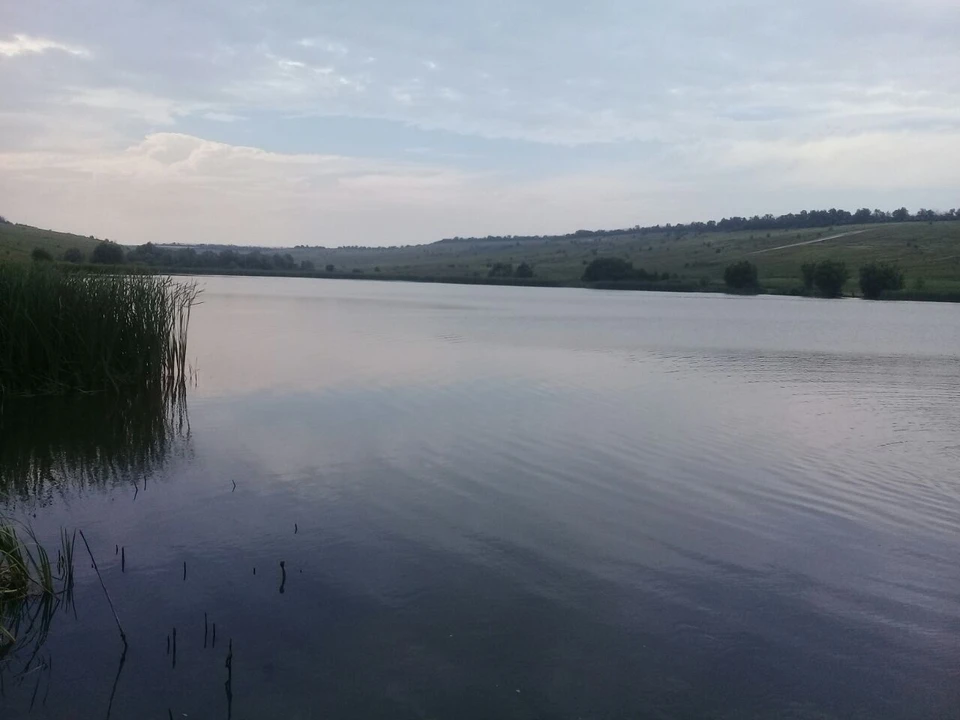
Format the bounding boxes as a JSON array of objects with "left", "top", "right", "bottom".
[{"left": 64, "top": 263, "right": 960, "bottom": 303}]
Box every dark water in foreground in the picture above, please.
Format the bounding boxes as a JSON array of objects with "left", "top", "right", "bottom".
[{"left": 2, "top": 278, "right": 959, "bottom": 719}]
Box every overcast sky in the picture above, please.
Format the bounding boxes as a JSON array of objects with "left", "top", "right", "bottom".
[{"left": 1, "top": 0, "right": 958, "bottom": 247}]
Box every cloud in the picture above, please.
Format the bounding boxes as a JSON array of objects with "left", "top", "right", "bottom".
[
  {"left": 66, "top": 88, "right": 196, "bottom": 125},
  {"left": 0, "top": 133, "right": 487, "bottom": 244},
  {"left": 721, "top": 131, "right": 960, "bottom": 190},
  {"left": 1, "top": 129, "right": 957, "bottom": 250},
  {"left": 202, "top": 112, "right": 244, "bottom": 123},
  {"left": 0, "top": 34, "right": 89, "bottom": 58},
  {"left": 297, "top": 38, "right": 349, "bottom": 56},
  {"left": 1, "top": 0, "right": 959, "bottom": 243},
  {"left": 223, "top": 45, "right": 367, "bottom": 103}
]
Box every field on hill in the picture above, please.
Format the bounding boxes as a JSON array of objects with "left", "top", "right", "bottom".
[
  {"left": 0, "top": 222, "right": 102, "bottom": 263},
  {"left": 2, "top": 218, "right": 959, "bottom": 296},
  {"left": 283, "top": 221, "right": 960, "bottom": 293}
]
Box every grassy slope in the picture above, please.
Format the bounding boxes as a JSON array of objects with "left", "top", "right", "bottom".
[
  {"left": 2, "top": 219, "right": 959, "bottom": 293},
  {"left": 0, "top": 223, "right": 102, "bottom": 263},
  {"left": 285, "top": 221, "right": 960, "bottom": 292}
]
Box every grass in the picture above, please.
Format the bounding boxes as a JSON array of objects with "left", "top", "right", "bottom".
[
  {"left": 0, "top": 264, "right": 198, "bottom": 396},
  {"left": 0, "top": 521, "right": 75, "bottom": 648},
  {"left": 0, "top": 222, "right": 102, "bottom": 264}
]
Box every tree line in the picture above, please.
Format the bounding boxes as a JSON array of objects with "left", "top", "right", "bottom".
[
  {"left": 45, "top": 240, "right": 320, "bottom": 273},
  {"left": 442, "top": 205, "right": 960, "bottom": 244}
]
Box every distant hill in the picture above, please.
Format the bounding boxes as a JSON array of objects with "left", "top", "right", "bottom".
[
  {"left": 0, "top": 220, "right": 103, "bottom": 263},
  {"left": 283, "top": 220, "right": 960, "bottom": 294},
  {"left": 2, "top": 209, "right": 959, "bottom": 296}
]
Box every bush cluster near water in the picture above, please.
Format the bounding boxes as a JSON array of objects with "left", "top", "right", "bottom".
[{"left": 581, "top": 257, "right": 674, "bottom": 284}]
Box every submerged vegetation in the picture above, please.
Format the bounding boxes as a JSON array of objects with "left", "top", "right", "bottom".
[
  {"left": 0, "top": 520, "right": 76, "bottom": 702},
  {"left": 0, "top": 264, "right": 198, "bottom": 397},
  {"left": 1, "top": 520, "right": 74, "bottom": 650}
]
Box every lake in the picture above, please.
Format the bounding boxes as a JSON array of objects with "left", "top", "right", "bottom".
[{"left": 2, "top": 277, "right": 959, "bottom": 719}]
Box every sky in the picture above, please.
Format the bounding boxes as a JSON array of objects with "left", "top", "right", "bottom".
[{"left": 1, "top": 0, "right": 958, "bottom": 248}]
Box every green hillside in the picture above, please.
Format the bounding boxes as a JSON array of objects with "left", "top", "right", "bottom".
[
  {"left": 284, "top": 221, "right": 960, "bottom": 293},
  {"left": 2, "top": 215, "right": 959, "bottom": 296},
  {"left": 0, "top": 221, "right": 103, "bottom": 263}
]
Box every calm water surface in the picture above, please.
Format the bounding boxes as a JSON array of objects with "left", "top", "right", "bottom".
[{"left": 2, "top": 277, "right": 959, "bottom": 719}]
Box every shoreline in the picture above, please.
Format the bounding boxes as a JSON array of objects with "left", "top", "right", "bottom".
[{"left": 110, "top": 264, "right": 960, "bottom": 303}]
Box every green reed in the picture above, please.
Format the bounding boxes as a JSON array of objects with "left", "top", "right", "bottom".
[
  {"left": 0, "top": 264, "right": 199, "bottom": 397},
  {"left": 1, "top": 521, "right": 75, "bottom": 648}
]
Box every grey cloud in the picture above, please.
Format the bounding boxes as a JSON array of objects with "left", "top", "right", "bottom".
[{"left": 0, "top": 0, "right": 959, "bottom": 244}]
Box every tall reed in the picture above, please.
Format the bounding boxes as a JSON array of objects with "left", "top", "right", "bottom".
[{"left": 0, "top": 264, "right": 199, "bottom": 397}]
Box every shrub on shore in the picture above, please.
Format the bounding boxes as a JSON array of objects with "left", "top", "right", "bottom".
[
  {"left": 859, "top": 262, "right": 905, "bottom": 299},
  {"left": 812, "top": 260, "right": 850, "bottom": 297},
  {"left": 799, "top": 260, "right": 850, "bottom": 297},
  {"left": 90, "top": 240, "right": 125, "bottom": 265},
  {"left": 723, "top": 260, "right": 759, "bottom": 291}
]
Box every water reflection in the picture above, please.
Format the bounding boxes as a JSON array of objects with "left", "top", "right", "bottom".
[
  {"left": 0, "top": 386, "right": 187, "bottom": 713},
  {"left": 1, "top": 592, "right": 64, "bottom": 709},
  {"left": 2, "top": 280, "right": 958, "bottom": 719},
  {"left": 0, "top": 388, "right": 190, "bottom": 506}
]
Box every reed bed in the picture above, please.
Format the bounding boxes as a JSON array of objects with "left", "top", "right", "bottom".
[{"left": 0, "top": 264, "right": 198, "bottom": 397}]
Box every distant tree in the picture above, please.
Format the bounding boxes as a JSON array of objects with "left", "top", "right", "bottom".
[
  {"left": 62, "top": 247, "right": 84, "bottom": 263},
  {"left": 374, "top": 266, "right": 381, "bottom": 273},
  {"left": 812, "top": 260, "right": 850, "bottom": 297},
  {"left": 31, "top": 247, "right": 53, "bottom": 262},
  {"left": 801, "top": 262, "right": 816, "bottom": 290},
  {"left": 436, "top": 205, "right": 956, "bottom": 247},
  {"left": 582, "top": 257, "right": 634, "bottom": 282},
  {"left": 218, "top": 249, "right": 239, "bottom": 268},
  {"left": 300, "top": 260, "right": 315, "bottom": 272},
  {"left": 0, "top": 214, "right": 10, "bottom": 224},
  {"left": 91, "top": 240, "right": 125, "bottom": 265},
  {"left": 514, "top": 262, "right": 534, "bottom": 278},
  {"left": 325, "top": 264, "right": 335, "bottom": 272},
  {"left": 723, "top": 260, "right": 759, "bottom": 291},
  {"left": 488, "top": 262, "right": 514, "bottom": 278},
  {"left": 859, "top": 262, "right": 904, "bottom": 299}
]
